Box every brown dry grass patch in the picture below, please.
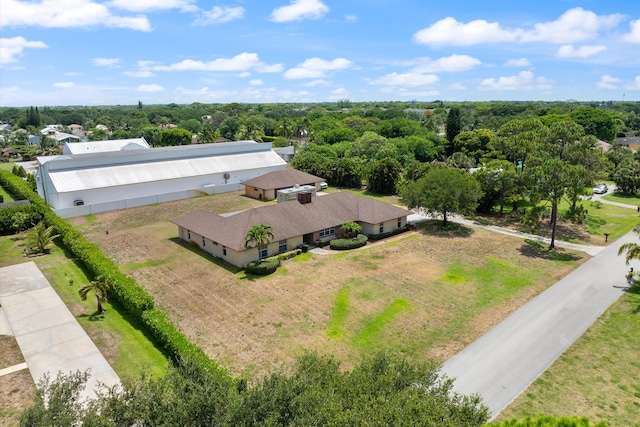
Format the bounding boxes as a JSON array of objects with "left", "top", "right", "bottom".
[
  {"left": 0, "top": 336, "right": 35, "bottom": 426},
  {"left": 77, "top": 193, "right": 587, "bottom": 379}
]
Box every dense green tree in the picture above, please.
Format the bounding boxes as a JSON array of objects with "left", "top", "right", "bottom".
[
  {"left": 612, "top": 158, "right": 640, "bottom": 195},
  {"left": 178, "top": 118, "right": 202, "bottom": 134},
  {"left": 445, "top": 106, "right": 462, "bottom": 153},
  {"left": 453, "top": 128, "right": 496, "bottom": 162},
  {"left": 159, "top": 128, "right": 192, "bottom": 146},
  {"left": 244, "top": 224, "right": 274, "bottom": 261},
  {"left": 401, "top": 167, "right": 482, "bottom": 225},
  {"left": 218, "top": 116, "right": 241, "bottom": 140},
  {"left": 491, "top": 118, "right": 545, "bottom": 169},
  {"left": 367, "top": 157, "right": 402, "bottom": 194},
  {"left": 140, "top": 126, "right": 161, "bottom": 146},
  {"left": 473, "top": 160, "right": 518, "bottom": 216},
  {"left": 570, "top": 106, "right": 617, "bottom": 141}
]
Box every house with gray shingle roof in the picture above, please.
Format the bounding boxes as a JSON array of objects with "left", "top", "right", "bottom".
[
  {"left": 242, "top": 169, "right": 325, "bottom": 200},
  {"left": 172, "top": 191, "right": 409, "bottom": 268}
]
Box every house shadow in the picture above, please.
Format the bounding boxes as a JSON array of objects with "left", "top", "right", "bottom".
[
  {"left": 169, "top": 237, "right": 241, "bottom": 274},
  {"left": 415, "top": 219, "right": 474, "bottom": 238},
  {"left": 518, "top": 239, "right": 582, "bottom": 261}
]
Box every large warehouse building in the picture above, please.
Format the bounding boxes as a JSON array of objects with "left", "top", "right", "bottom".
[{"left": 36, "top": 140, "right": 286, "bottom": 218}]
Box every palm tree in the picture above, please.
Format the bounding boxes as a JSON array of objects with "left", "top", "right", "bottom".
[
  {"left": 618, "top": 225, "right": 640, "bottom": 282},
  {"left": 340, "top": 221, "right": 362, "bottom": 239},
  {"left": 26, "top": 222, "right": 59, "bottom": 254},
  {"left": 245, "top": 224, "right": 274, "bottom": 261},
  {"left": 78, "top": 278, "right": 110, "bottom": 314}
]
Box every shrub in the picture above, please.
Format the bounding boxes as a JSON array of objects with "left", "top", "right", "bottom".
[
  {"left": 0, "top": 205, "right": 42, "bottom": 234},
  {"left": 329, "top": 234, "right": 368, "bottom": 250},
  {"left": 366, "top": 225, "right": 411, "bottom": 241},
  {"left": 278, "top": 248, "right": 302, "bottom": 261},
  {"left": 245, "top": 257, "right": 280, "bottom": 275}
]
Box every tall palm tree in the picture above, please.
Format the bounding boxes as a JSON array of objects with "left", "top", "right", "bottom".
[
  {"left": 245, "top": 224, "right": 274, "bottom": 261},
  {"left": 26, "top": 222, "right": 59, "bottom": 254},
  {"left": 619, "top": 225, "right": 640, "bottom": 282},
  {"left": 78, "top": 278, "right": 110, "bottom": 314}
]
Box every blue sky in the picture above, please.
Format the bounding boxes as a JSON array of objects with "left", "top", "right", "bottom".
[{"left": 1, "top": 0, "right": 639, "bottom": 107}]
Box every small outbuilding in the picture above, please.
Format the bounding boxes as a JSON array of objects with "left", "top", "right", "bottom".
[{"left": 242, "top": 169, "right": 325, "bottom": 200}]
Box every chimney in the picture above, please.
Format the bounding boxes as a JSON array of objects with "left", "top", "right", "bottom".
[{"left": 297, "top": 191, "right": 312, "bottom": 204}]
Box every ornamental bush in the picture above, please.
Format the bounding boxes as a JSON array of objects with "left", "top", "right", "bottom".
[
  {"left": 245, "top": 257, "right": 280, "bottom": 275},
  {"left": 329, "top": 234, "right": 368, "bottom": 250}
]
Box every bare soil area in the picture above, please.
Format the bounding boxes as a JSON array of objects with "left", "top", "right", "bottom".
[
  {"left": 76, "top": 192, "right": 587, "bottom": 379},
  {"left": 0, "top": 335, "right": 35, "bottom": 426}
]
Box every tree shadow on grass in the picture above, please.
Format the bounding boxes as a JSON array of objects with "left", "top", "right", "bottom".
[
  {"left": 169, "top": 237, "right": 241, "bottom": 274},
  {"left": 626, "top": 282, "right": 640, "bottom": 314},
  {"left": 518, "top": 239, "right": 582, "bottom": 262},
  {"left": 415, "top": 219, "right": 474, "bottom": 238},
  {"left": 78, "top": 311, "right": 106, "bottom": 322}
]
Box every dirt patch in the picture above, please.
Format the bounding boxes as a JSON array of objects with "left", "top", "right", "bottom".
[
  {"left": 79, "top": 193, "right": 586, "bottom": 379},
  {"left": 0, "top": 336, "right": 35, "bottom": 426}
]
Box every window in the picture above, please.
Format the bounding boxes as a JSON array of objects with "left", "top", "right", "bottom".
[
  {"left": 202, "top": 237, "right": 206, "bottom": 247},
  {"left": 260, "top": 248, "right": 268, "bottom": 259},
  {"left": 213, "top": 241, "right": 218, "bottom": 246},
  {"left": 379, "top": 223, "right": 384, "bottom": 233},
  {"left": 279, "top": 240, "right": 288, "bottom": 253},
  {"left": 319, "top": 227, "right": 335, "bottom": 238},
  {"left": 187, "top": 230, "right": 191, "bottom": 240},
  {"left": 397, "top": 218, "right": 402, "bottom": 228},
  {"left": 222, "top": 247, "right": 227, "bottom": 256}
]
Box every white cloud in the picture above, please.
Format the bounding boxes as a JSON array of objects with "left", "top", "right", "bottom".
[
  {"left": 284, "top": 57, "right": 352, "bottom": 79},
  {"left": 124, "top": 60, "right": 157, "bottom": 77},
  {"left": 328, "top": 87, "right": 350, "bottom": 100},
  {"left": 271, "top": 0, "right": 329, "bottom": 23},
  {"left": 344, "top": 15, "right": 357, "bottom": 23},
  {"left": 1, "top": 0, "right": 151, "bottom": 31},
  {"left": 137, "top": 84, "right": 163, "bottom": 92},
  {"left": 596, "top": 74, "right": 621, "bottom": 90},
  {"left": 557, "top": 45, "right": 607, "bottom": 58},
  {"left": 93, "top": 57, "right": 121, "bottom": 67},
  {"left": 193, "top": 6, "right": 244, "bottom": 25},
  {"left": 479, "top": 71, "right": 550, "bottom": 91},
  {"left": 370, "top": 72, "right": 439, "bottom": 87},
  {"left": 249, "top": 79, "right": 263, "bottom": 86},
  {"left": 107, "top": 0, "right": 196, "bottom": 12},
  {"left": 622, "top": 19, "right": 640, "bottom": 43},
  {"left": 53, "top": 81, "right": 75, "bottom": 88},
  {"left": 153, "top": 53, "right": 280, "bottom": 73},
  {"left": 305, "top": 79, "right": 331, "bottom": 87},
  {"left": 0, "top": 36, "right": 47, "bottom": 64},
  {"left": 413, "top": 17, "right": 520, "bottom": 46},
  {"left": 521, "top": 8, "right": 623, "bottom": 43},
  {"left": 410, "top": 54, "right": 481, "bottom": 73},
  {"left": 413, "top": 8, "right": 623, "bottom": 46},
  {"left": 505, "top": 58, "right": 531, "bottom": 67},
  {"left": 625, "top": 76, "right": 640, "bottom": 90}
]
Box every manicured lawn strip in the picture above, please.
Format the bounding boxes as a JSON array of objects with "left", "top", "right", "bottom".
[
  {"left": 0, "top": 235, "right": 169, "bottom": 380},
  {"left": 497, "top": 283, "right": 640, "bottom": 426},
  {"left": 577, "top": 200, "right": 640, "bottom": 240},
  {"left": 327, "top": 288, "right": 350, "bottom": 339},
  {"left": 353, "top": 298, "right": 411, "bottom": 348},
  {"left": 0, "top": 184, "right": 15, "bottom": 202},
  {"left": 121, "top": 258, "right": 169, "bottom": 271},
  {"left": 0, "top": 162, "right": 15, "bottom": 172},
  {"left": 602, "top": 191, "right": 640, "bottom": 206}
]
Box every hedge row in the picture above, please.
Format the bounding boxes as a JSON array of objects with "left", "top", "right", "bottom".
[
  {"left": 366, "top": 225, "right": 413, "bottom": 241},
  {"left": 0, "top": 205, "right": 43, "bottom": 235},
  {"left": 329, "top": 234, "right": 368, "bottom": 250},
  {"left": 0, "top": 171, "right": 228, "bottom": 379}
]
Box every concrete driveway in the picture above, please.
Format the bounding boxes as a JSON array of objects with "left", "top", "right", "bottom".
[
  {"left": 0, "top": 262, "right": 120, "bottom": 400},
  {"left": 440, "top": 229, "right": 639, "bottom": 419}
]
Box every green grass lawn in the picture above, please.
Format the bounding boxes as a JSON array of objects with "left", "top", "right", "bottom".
[
  {"left": 602, "top": 191, "right": 640, "bottom": 207},
  {"left": 0, "top": 162, "right": 15, "bottom": 172},
  {"left": 0, "top": 234, "right": 169, "bottom": 380},
  {"left": 497, "top": 282, "right": 640, "bottom": 426},
  {"left": 0, "top": 184, "right": 15, "bottom": 202}
]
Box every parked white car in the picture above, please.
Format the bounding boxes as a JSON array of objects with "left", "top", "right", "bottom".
[{"left": 593, "top": 183, "right": 608, "bottom": 194}]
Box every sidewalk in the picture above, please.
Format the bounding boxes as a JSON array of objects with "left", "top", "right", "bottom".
[{"left": 0, "top": 262, "right": 120, "bottom": 400}]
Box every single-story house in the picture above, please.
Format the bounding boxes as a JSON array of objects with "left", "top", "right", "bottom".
[
  {"left": 36, "top": 140, "right": 286, "bottom": 218},
  {"left": 242, "top": 169, "right": 325, "bottom": 200},
  {"left": 172, "top": 191, "right": 409, "bottom": 268},
  {"left": 615, "top": 136, "right": 640, "bottom": 150}
]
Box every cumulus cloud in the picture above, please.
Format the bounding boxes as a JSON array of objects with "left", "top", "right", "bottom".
[
  {"left": 521, "top": 8, "right": 623, "bottom": 43},
  {"left": 193, "top": 6, "right": 244, "bottom": 25},
  {"left": 479, "top": 71, "right": 550, "bottom": 91},
  {"left": 0, "top": 36, "right": 47, "bottom": 64},
  {"left": 153, "top": 53, "right": 281, "bottom": 73},
  {"left": 249, "top": 79, "right": 263, "bottom": 86},
  {"left": 622, "top": 19, "right": 640, "bottom": 43},
  {"left": 557, "top": 45, "right": 607, "bottom": 58},
  {"left": 1, "top": 0, "right": 151, "bottom": 31},
  {"left": 305, "top": 79, "right": 331, "bottom": 87},
  {"left": 284, "top": 57, "right": 352, "bottom": 79},
  {"left": 271, "top": 0, "right": 329, "bottom": 23},
  {"left": 93, "top": 57, "right": 121, "bottom": 67},
  {"left": 107, "top": 0, "right": 196, "bottom": 12},
  {"left": 410, "top": 54, "right": 481, "bottom": 73},
  {"left": 413, "top": 7, "right": 623, "bottom": 46},
  {"left": 53, "top": 81, "right": 75, "bottom": 88},
  {"left": 596, "top": 74, "right": 621, "bottom": 90},
  {"left": 505, "top": 58, "right": 531, "bottom": 67},
  {"left": 625, "top": 76, "right": 640, "bottom": 90},
  {"left": 137, "top": 84, "right": 163, "bottom": 92},
  {"left": 370, "top": 72, "right": 439, "bottom": 87},
  {"left": 413, "top": 17, "right": 520, "bottom": 46}
]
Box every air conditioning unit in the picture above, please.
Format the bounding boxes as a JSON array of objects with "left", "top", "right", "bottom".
[{"left": 223, "top": 173, "right": 230, "bottom": 180}]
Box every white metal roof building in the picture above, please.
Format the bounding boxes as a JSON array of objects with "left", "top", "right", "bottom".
[
  {"left": 36, "top": 140, "right": 287, "bottom": 218},
  {"left": 62, "top": 138, "right": 150, "bottom": 155}
]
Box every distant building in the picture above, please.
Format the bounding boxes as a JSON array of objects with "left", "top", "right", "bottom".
[
  {"left": 242, "top": 169, "right": 325, "bottom": 201},
  {"left": 62, "top": 138, "right": 149, "bottom": 155},
  {"left": 36, "top": 140, "right": 286, "bottom": 218}
]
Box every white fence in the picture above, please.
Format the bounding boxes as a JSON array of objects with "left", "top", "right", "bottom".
[{"left": 55, "top": 183, "right": 243, "bottom": 218}]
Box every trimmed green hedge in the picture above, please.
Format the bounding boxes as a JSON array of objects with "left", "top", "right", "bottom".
[
  {"left": 366, "top": 225, "right": 412, "bottom": 241},
  {"left": 329, "top": 234, "right": 368, "bottom": 250},
  {"left": 0, "top": 170, "right": 227, "bottom": 380},
  {"left": 245, "top": 257, "right": 280, "bottom": 275},
  {"left": 0, "top": 205, "right": 43, "bottom": 235}
]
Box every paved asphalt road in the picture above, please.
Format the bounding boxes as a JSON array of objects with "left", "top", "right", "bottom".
[{"left": 440, "top": 229, "right": 639, "bottom": 419}]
